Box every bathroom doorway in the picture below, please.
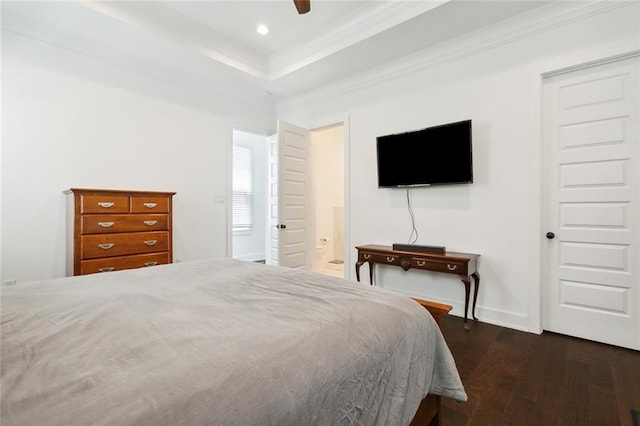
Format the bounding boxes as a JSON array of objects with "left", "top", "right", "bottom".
[{"left": 310, "top": 124, "right": 344, "bottom": 278}]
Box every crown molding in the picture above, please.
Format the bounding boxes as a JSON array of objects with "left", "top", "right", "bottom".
[
  {"left": 278, "top": 0, "right": 634, "bottom": 108},
  {"left": 541, "top": 49, "right": 640, "bottom": 78},
  {"left": 268, "top": 0, "right": 448, "bottom": 81}
]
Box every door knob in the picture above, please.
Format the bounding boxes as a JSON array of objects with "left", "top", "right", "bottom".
[
  {"left": 275, "top": 224, "right": 287, "bottom": 229},
  {"left": 546, "top": 232, "right": 555, "bottom": 239}
]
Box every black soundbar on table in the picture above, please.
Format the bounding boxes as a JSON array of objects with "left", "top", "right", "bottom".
[{"left": 392, "top": 243, "right": 446, "bottom": 254}]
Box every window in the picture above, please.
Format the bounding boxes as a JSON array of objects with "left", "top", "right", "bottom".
[{"left": 233, "top": 145, "right": 253, "bottom": 232}]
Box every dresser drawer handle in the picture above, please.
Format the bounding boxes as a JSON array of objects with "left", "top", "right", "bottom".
[
  {"left": 97, "top": 202, "right": 114, "bottom": 208},
  {"left": 98, "top": 222, "right": 115, "bottom": 228},
  {"left": 144, "top": 240, "right": 158, "bottom": 246},
  {"left": 144, "top": 261, "right": 158, "bottom": 267},
  {"left": 363, "top": 253, "right": 371, "bottom": 260},
  {"left": 447, "top": 264, "right": 458, "bottom": 271},
  {"left": 386, "top": 256, "right": 395, "bottom": 263},
  {"left": 98, "top": 267, "right": 114, "bottom": 272},
  {"left": 143, "top": 220, "right": 158, "bottom": 226},
  {"left": 98, "top": 243, "right": 114, "bottom": 250},
  {"left": 143, "top": 203, "right": 158, "bottom": 209},
  {"left": 417, "top": 260, "right": 426, "bottom": 267}
]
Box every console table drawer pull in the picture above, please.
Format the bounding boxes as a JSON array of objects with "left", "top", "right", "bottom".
[
  {"left": 447, "top": 264, "right": 458, "bottom": 271},
  {"left": 417, "top": 260, "right": 426, "bottom": 267},
  {"left": 143, "top": 202, "right": 158, "bottom": 209},
  {"left": 98, "top": 243, "right": 114, "bottom": 250},
  {"left": 98, "top": 221, "right": 115, "bottom": 228},
  {"left": 386, "top": 256, "right": 395, "bottom": 263},
  {"left": 143, "top": 220, "right": 158, "bottom": 226},
  {"left": 144, "top": 240, "right": 158, "bottom": 246},
  {"left": 144, "top": 261, "right": 158, "bottom": 267},
  {"left": 97, "top": 202, "right": 114, "bottom": 208},
  {"left": 98, "top": 267, "right": 114, "bottom": 272},
  {"left": 363, "top": 254, "right": 371, "bottom": 260}
]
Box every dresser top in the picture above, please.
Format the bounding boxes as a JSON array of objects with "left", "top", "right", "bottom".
[{"left": 65, "top": 188, "right": 176, "bottom": 196}]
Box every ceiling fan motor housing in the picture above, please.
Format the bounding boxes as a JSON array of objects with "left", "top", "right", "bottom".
[{"left": 294, "top": 0, "right": 311, "bottom": 14}]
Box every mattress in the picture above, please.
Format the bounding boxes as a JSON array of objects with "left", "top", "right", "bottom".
[{"left": 1, "top": 258, "right": 466, "bottom": 425}]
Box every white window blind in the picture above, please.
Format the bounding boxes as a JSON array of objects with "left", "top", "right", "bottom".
[{"left": 233, "top": 146, "right": 253, "bottom": 231}]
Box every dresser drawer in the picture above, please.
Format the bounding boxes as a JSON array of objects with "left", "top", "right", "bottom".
[
  {"left": 413, "top": 258, "right": 468, "bottom": 275},
  {"left": 81, "top": 214, "right": 169, "bottom": 234},
  {"left": 131, "top": 196, "right": 170, "bottom": 213},
  {"left": 80, "top": 252, "right": 170, "bottom": 275},
  {"left": 81, "top": 231, "right": 169, "bottom": 259},
  {"left": 80, "top": 195, "right": 130, "bottom": 214}
]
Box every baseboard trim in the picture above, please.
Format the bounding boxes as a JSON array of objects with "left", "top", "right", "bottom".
[{"left": 387, "top": 288, "right": 532, "bottom": 333}]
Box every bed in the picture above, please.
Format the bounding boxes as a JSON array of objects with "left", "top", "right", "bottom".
[{"left": 1, "top": 258, "right": 466, "bottom": 425}]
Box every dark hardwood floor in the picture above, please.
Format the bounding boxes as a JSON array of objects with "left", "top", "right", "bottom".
[{"left": 438, "top": 315, "right": 640, "bottom": 426}]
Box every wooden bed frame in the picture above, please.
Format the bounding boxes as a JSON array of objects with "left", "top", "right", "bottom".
[{"left": 409, "top": 298, "right": 454, "bottom": 426}]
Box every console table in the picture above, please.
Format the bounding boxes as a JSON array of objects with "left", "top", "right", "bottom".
[{"left": 355, "top": 244, "right": 480, "bottom": 329}]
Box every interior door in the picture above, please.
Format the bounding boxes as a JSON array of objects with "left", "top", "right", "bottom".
[
  {"left": 265, "top": 134, "right": 278, "bottom": 266},
  {"left": 275, "top": 121, "right": 311, "bottom": 269},
  {"left": 543, "top": 56, "right": 639, "bottom": 350}
]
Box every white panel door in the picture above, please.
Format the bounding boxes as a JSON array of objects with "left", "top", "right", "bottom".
[
  {"left": 543, "top": 57, "right": 639, "bottom": 350},
  {"left": 276, "top": 121, "right": 311, "bottom": 269},
  {"left": 265, "top": 134, "right": 278, "bottom": 266}
]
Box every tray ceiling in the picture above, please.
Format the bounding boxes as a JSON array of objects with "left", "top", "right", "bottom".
[{"left": 2, "top": 1, "right": 554, "bottom": 101}]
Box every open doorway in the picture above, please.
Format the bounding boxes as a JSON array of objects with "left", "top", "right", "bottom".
[
  {"left": 310, "top": 124, "right": 344, "bottom": 278},
  {"left": 231, "top": 122, "right": 346, "bottom": 277}
]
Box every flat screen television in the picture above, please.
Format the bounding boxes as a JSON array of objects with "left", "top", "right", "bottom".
[{"left": 376, "top": 119, "right": 473, "bottom": 188}]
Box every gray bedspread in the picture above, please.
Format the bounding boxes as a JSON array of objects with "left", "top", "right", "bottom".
[{"left": 1, "top": 258, "right": 466, "bottom": 425}]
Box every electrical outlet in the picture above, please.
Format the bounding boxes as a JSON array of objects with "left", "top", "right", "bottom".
[{"left": 3, "top": 279, "right": 17, "bottom": 286}]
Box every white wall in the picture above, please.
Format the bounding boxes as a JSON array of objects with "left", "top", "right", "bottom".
[
  {"left": 277, "top": 2, "right": 640, "bottom": 331},
  {"left": 311, "top": 125, "right": 344, "bottom": 264},
  {"left": 1, "top": 29, "right": 273, "bottom": 283},
  {"left": 232, "top": 130, "right": 267, "bottom": 262}
]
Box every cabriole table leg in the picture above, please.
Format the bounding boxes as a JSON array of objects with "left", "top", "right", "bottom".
[
  {"left": 471, "top": 272, "right": 480, "bottom": 321},
  {"left": 461, "top": 276, "right": 472, "bottom": 330}
]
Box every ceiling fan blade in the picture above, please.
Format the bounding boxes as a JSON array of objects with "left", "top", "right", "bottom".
[{"left": 293, "top": 0, "right": 310, "bottom": 14}]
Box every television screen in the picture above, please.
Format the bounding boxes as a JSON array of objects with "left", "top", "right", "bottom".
[{"left": 376, "top": 119, "right": 473, "bottom": 188}]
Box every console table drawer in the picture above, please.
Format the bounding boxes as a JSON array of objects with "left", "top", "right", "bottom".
[
  {"left": 359, "top": 252, "right": 374, "bottom": 261},
  {"left": 362, "top": 253, "right": 400, "bottom": 265},
  {"left": 413, "top": 258, "right": 467, "bottom": 275}
]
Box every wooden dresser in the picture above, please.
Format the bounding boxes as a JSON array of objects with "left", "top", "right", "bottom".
[{"left": 66, "top": 188, "right": 176, "bottom": 276}]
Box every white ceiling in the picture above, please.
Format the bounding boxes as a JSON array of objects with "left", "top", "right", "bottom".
[{"left": 2, "top": 0, "right": 554, "bottom": 102}]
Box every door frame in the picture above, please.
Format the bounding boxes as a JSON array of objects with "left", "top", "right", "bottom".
[{"left": 534, "top": 50, "right": 640, "bottom": 335}]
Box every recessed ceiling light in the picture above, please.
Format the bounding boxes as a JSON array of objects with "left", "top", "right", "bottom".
[{"left": 257, "top": 24, "right": 269, "bottom": 35}]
